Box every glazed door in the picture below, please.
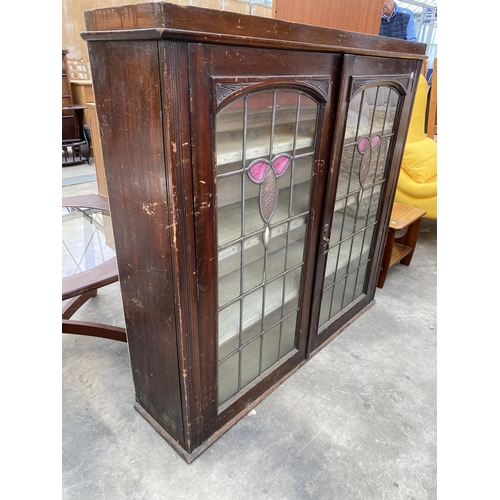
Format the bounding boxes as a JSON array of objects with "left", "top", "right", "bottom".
[
  {"left": 308, "top": 55, "right": 421, "bottom": 353},
  {"left": 189, "top": 44, "right": 340, "bottom": 435}
]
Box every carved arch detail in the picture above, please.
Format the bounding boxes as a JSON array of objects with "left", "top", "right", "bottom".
[
  {"left": 350, "top": 73, "right": 414, "bottom": 99},
  {"left": 212, "top": 76, "right": 330, "bottom": 112}
]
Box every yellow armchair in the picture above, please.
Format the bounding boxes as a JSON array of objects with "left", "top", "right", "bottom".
[{"left": 395, "top": 72, "right": 437, "bottom": 220}]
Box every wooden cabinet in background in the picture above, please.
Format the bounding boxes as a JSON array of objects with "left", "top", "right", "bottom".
[
  {"left": 62, "top": 50, "right": 90, "bottom": 166},
  {"left": 274, "top": 0, "right": 385, "bottom": 35},
  {"left": 82, "top": 2, "right": 426, "bottom": 463},
  {"left": 71, "top": 80, "right": 108, "bottom": 197},
  {"left": 62, "top": 50, "right": 78, "bottom": 142}
]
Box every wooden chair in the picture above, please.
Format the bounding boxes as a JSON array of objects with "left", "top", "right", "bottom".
[{"left": 67, "top": 58, "right": 91, "bottom": 80}]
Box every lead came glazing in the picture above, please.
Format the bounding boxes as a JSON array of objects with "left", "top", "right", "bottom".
[{"left": 216, "top": 89, "right": 318, "bottom": 405}]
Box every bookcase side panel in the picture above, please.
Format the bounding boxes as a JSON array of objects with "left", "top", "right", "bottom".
[{"left": 87, "top": 39, "right": 185, "bottom": 445}]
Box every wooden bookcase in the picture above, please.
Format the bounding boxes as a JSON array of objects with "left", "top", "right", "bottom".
[{"left": 82, "top": 2, "right": 426, "bottom": 463}]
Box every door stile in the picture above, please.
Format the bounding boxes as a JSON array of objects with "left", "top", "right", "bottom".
[
  {"left": 306, "top": 54, "right": 360, "bottom": 355},
  {"left": 187, "top": 43, "right": 221, "bottom": 443},
  {"left": 159, "top": 40, "right": 205, "bottom": 453}
]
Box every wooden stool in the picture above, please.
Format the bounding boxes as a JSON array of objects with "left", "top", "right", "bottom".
[{"left": 377, "top": 202, "right": 427, "bottom": 288}]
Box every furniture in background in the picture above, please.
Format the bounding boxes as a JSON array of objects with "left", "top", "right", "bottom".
[
  {"left": 426, "top": 57, "right": 437, "bottom": 139},
  {"left": 274, "top": 0, "right": 384, "bottom": 34},
  {"left": 62, "top": 0, "right": 274, "bottom": 79},
  {"left": 395, "top": 73, "right": 437, "bottom": 220},
  {"left": 66, "top": 57, "right": 91, "bottom": 80},
  {"left": 62, "top": 50, "right": 90, "bottom": 166},
  {"left": 62, "top": 194, "right": 125, "bottom": 342},
  {"left": 377, "top": 202, "right": 427, "bottom": 288},
  {"left": 71, "top": 77, "right": 108, "bottom": 197},
  {"left": 83, "top": 1, "right": 426, "bottom": 463}
]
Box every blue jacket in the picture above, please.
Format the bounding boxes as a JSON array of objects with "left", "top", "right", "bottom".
[{"left": 380, "top": 2, "right": 417, "bottom": 42}]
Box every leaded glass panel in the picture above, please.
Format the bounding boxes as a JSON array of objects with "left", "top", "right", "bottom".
[
  {"left": 216, "top": 89, "right": 320, "bottom": 406},
  {"left": 318, "top": 85, "right": 401, "bottom": 331}
]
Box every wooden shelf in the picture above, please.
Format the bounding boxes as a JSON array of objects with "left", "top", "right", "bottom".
[{"left": 390, "top": 243, "right": 412, "bottom": 267}]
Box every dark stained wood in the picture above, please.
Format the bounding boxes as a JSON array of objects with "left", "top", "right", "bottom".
[
  {"left": 62, "top": 257, "right": 118, "bottom": 300},
  {"left": 82, "top": 2, "right": 426, "bottom": 59},
  {"left": 158, "top": 40, "right": 204, "bottom": 454},
  {"left": 83, "top": 2, "right": 425, "bottom": 463},
  {"left": 62, "top": 320, "right": 127, "bottom": 342},
  {"left": 87, "top": 38, "right": 186, "bottom": 446},
  {"left": 62, "top": 290, "right": 97, "bottom": 319}
]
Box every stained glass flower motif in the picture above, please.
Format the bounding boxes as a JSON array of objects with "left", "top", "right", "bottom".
[
  {"left": 357, "top": 135, "right": 381, "bottom": 202},
  {"left": 247, "top": 154, "right": 291, "bottom": 247}
]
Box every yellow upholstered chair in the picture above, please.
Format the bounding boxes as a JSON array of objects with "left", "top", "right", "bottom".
[{"left": 394, "top": 72, "right": 437, "bottom": 220}]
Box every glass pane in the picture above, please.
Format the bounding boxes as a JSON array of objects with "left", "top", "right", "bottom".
[
  {"left": 296, "top": 95, "right": 319, "bottom": 155},
  {"left": 216, "top": 99, "right": 244, "bottom": 166},
  {"left": 324, "top": 244, "right": 339, "bottom": 286},
  {"left": 348, "top": 231, "right": 366, "bottom": 271},
  {"left": 241, "top": 337, "right": 261, "bottom": 388},
  {"left": 291, "top": 156, "right": 314, "bottom": 216},
  {"left": 264, "top": 277, "right": 284, "bottom": 329},
  {"left": 267, "top": 226, "right": 287, "bottom": 280},
  {"left": 318, "top": 84, "right": 402, "bottom": 332},
  {"left": 283, "top": 267, "right": 301, "bottom": 315},
  {"left": 243, "top": 241, "right": 264, "bottom": 293},
  {"left": 330, "top": 278, "right": 346, "bottom": 319},
  {"left": 354, "top": 263, "right": 368, "bottom": 300},
  {"left": 219, "top": 301, "right": 240, "bottom": 348},
  {"left": 218, "top": 172, "right": 242, "bottom": 246},
  {"left": 218, "top": 244, "right": 241, "bottom": 307},
  {"left": 218, "top": 352, "right": 239, "bottom": 405},
  {"left": 241, "top": 319, "right": 262, "bottom": 346},
  {"left": 343, "top": 270, "right": 358, "bottom": 308},
  {"left": 361, "top": 225, "right": 375, "bottom": 264},
  {"left": 319, "top": 285, "right": 333, "bottom": 328},
  {"left": 280, "top": 312, "right": 297, "bottom": 357},
  {"left": 62, "top": 208, "right": 115, "bottom": 278},
  {"left": 286, "top": 223, "right": 306, "bottom": 270},
  {"left": 341, "top": 194, "right": 358, "bottom": 239},
  {"left": 261, "top": 324, "right": 281, "bottom": 372},
  {"left": 273, "top": 92, "right": 298, "bottom": 156},
  {"left": 216, "top": 88, "right": 320, "bottom": 404},
  {"left": 246, "top": 91, "right": 274, "bottom": 162},
  {"left": 243, "top": 288, "right": 263, "bottom": 332}
]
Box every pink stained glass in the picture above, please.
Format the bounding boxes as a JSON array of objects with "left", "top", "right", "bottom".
[
  {"left": 273, "top": 155, "right": 290, "bottom": 176},
  {"left": 357, "top": 135, "right": 381, "bottom": 186},
  {"left": 247, "top": 154, "right": 292, "bottom": 236},
  {"left": 248, "top": 161, "right": 269, "bottom": 182}
]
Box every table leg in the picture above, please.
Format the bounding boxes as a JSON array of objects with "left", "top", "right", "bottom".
[
  {"left": 377, "top": 228, "right": 396, "bottom": 289},
  {"left": 396, "top": 218, "right": 423, "bottom": 266},
  {"left": 62, "top": 289, "right": 98, "bottom": 319}
]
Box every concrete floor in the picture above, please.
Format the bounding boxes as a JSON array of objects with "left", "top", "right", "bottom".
[{"left": 62, "top": 161, "right": 437, "bottom": 500}]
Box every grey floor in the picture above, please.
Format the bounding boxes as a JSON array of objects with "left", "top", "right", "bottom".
[{"left": 62, "top": 161, "right": 437, "bottom": 500}]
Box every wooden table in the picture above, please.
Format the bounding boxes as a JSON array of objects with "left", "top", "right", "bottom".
[
  {"left": 377, "top": 202, "right": 427, "bottom": 288},
  {"left": 62, "top": 194, "right": 126, "bottom": 342}
]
